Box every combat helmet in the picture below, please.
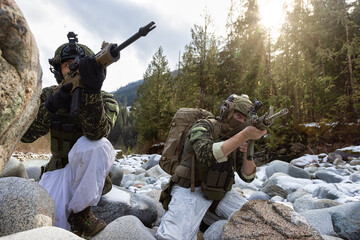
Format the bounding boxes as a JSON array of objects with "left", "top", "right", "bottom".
[
  {"left": 219, "top": 94, "right": 254, "bottom": 122},
  {"left": 49, "top": 32, "right": 94, "bottom": 84}
]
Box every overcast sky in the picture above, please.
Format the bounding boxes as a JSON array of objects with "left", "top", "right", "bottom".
[{"left": 15, "top": 0, "right": 233, "bottom": 92}]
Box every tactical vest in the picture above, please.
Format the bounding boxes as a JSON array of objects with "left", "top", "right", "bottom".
[
  {"left": 46, "top": 110, "right": 83, "bottom": 172},
  {"left": 172, "top": 119, "right": 238, "bottom": 201}
]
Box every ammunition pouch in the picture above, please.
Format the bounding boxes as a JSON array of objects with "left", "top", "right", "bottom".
[
  {"left": 48, "top": 121, "right": 83, "bottom": 172},
  {"left": 51, "top": 121, "right": 82, "bottom": 133},
  {"left": 201, "top": 168, "right": 234, "bottom": 201},
  {"left": 172, "top": 164, "right": 201, "bottom": 188}
]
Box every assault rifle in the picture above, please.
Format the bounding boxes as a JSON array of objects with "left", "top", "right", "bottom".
[
  {"left": 54, "top": 21, "right": 156, "bottom": 116},
  {"left": 246, "top": 99, "right": 288, "bottom": 160}
]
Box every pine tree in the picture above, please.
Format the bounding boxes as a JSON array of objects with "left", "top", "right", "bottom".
[
  {"left": 311, "top": 0, "right": 360, "bottom": 121},
  {"left": 174, "top": 12, "right": 220, "bottom": 113},
  {"left": 272, "top": 0, "right": 313, "bottom": 123},
  {"left": 219, "top": 0, "right": 266, "bottom": 102},
  {"left": 107, "top": 101, "right": 137, "bottom": 151},
  {"left": 133, "top": 47, "right": 175, "bottom": 143}
]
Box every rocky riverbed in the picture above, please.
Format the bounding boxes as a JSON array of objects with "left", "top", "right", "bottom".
[{"left": 1, "top": 145, "right": 360, "bottom": 239}]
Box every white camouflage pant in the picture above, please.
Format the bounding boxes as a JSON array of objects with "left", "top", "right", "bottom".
[
  {"left": 39, "top": 136, "right": 115, "bottom": 230},
  {"left": 156, "top": 184, "right": 247, "bottom": 240}
]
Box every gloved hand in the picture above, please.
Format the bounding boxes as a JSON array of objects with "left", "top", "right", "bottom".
[
  {"left": 45, "top": 83, "right": 73, "bottom": 113},
  {"left": 79, "top": 56, "right": 106, "bottom": 93}
]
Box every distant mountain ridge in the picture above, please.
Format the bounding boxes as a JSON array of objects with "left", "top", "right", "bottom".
[
  {"left": 111, "top": 79, "right": 143, "bottom": 106},
  {"left": 111, "top": 70, "right": 178, "bottom": 106}
]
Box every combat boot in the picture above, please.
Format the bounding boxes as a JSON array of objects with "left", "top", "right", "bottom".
[{"left": 68, "top": 207, "right": 106, "bottom": 237}]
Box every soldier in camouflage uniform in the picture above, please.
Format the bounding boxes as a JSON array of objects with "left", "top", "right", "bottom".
[
  {"left": 21, "top": 33, "right": 119, "bottom": 237},
  {"left": 157, "top": 94, "right": 267, "bottom": 240}
]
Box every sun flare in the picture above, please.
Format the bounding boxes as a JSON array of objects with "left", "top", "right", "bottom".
[{"left": 258, "top": 0, "right": 291, "bottom": 38}]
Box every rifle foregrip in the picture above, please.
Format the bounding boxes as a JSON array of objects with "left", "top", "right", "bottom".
[
  {"left": 70, "top": 88, "right": 81, "bottom": 117},
  {"left": 247, "top": 140, "right": 255, "bottom": 161}
]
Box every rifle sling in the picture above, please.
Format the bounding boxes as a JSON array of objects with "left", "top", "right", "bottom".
[
  {"left": 209, "top": 200, "right": 220, "bottom": 213},
  {"left": 233, "top": 151, "right": 237, "bottom": 171},
  {"left": 181, "top": 152, "right": 196, "bottom": 192},
  {"left": 191, "top": 153, "right": 195, "bottom": 192}
]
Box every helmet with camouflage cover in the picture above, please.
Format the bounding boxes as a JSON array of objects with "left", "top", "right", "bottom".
[
  {"left": 49, "top": 32, "right": 95, "bottom": 84},
  {"left": 219, "top": 94, "right": 253, "bottom": 122}
]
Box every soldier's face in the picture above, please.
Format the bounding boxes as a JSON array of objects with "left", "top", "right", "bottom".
[
  {"left": 61, "top": 59, "right": 73, "bottom": 76},
  {"left": 232, "top": 112, "right": 246, "bottom": 123},
  {"left": 228, "top": 111, "right": 247, "bottom": 129}
]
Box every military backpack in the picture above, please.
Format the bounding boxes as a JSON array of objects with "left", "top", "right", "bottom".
[{"left": 159, "top": 108, "right": 214, "bottom": 175}]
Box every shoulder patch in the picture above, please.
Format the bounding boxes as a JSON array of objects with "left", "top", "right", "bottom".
[
  {"left": 190, "top": 126, "right": 208, "bottom": 142},
  {"left": 191, "top": 126, "right": 208, "bottom": 133}
]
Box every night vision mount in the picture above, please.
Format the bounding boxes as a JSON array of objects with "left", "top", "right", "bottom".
[
  {"left": 61, "top": 31, "right": 85, "bottom": 59},
  {"left": 66, "top": 32, "right": 79, "bottom": 52},
  {"left": 249, "top": 98, "right": 264, "bottom": 116}
]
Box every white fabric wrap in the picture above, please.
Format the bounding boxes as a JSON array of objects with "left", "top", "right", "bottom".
[
  {"left": 156, "top": 185, "right": 246, "bottom": 240},
  {"left": 39, "top": 136, "right": 115, "bottom": 230},
  {"left": 212, "top": 141, "right": 227, "bottom": 163}
]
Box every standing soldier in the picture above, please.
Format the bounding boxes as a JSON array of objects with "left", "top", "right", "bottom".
[
  {"left": 157, "top": 94, "right": 267, "bottom": 240},
  {"left": 21, "top": 32, "right": 119, "bottom": 237}
]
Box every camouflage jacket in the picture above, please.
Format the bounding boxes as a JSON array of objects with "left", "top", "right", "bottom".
[
  {"left": 21, "top": 86, "right": 119, "bottom": 171},
  {"left": 176, "top": 118, "right": 255, "bottom": 186}
]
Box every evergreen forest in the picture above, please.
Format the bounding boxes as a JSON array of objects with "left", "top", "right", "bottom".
[{"left": 110, "top": 0, "right": 360, "bottom": 158}]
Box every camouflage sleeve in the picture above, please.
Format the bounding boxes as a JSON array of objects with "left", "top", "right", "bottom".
[
  {"left": 189, "top": 119, "right": 218, "bottom": 167},
  {"left": 79, "top": 90, "right": 119, "bottom": 140},
  {"left": 21, "top": 87, "right": 55, "bottom": 143}
]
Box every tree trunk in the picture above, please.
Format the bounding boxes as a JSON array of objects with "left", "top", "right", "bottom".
[{"left": 345, "top": 23, "right": 357, "bottom": 120}]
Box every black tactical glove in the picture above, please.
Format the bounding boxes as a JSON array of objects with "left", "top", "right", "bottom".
[
  {"left": 79, "top": 56, "right": 106, "bottom": 93},
  {"left": 45, "top": 83, "right": 73, "bottom": 113}
]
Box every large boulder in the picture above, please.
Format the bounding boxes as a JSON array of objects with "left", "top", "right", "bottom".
[
  {"left": 314, "top": 170, "right": 344, "bottom": 183},
  {"left": 300, "top": 201, "right": 360, "bottom": 237},
  {"left": 0, "top": 0, "right": 42, "bottom": 173},
  {"left": 266, "top": 160, "right": 311, "bottom": 179},
  {"left": 0, "top": 226, "right": 82, "bottom": 240},
  {"left": 141, "top": 154, "right": 161, "bottom": 170},
  {"left": 328, "top": 149, "right": 360, "bottom": 162},
  {"left": 331, "top": 212, "right": 360, "bottom": 240},
  {"left": 0, "top": 156, "right": 28, "bottom": 178},
  {"left": 203, "top": 220, "right": 227, "bottom": 240},
  {"left": 109, "top": 163, "right": 123, "bottom": 186},
  {"left": 25, "top": 166, "right": 42, "bottom": 181},
  {"left": 0, "top": 177, "right": 55, "bottom": 237},
  {"left": 91, "top": 215, "right": 155, "bottom": 240},
  {"left": 310, "top": 183, "right": 360, "bottom": 201},
  {"left": 145, "top": 190, "right": 165, "bottom": 227},
  {"left": 91, "top": 186, "right": 157, "bottom": 227},
  {"left": 287, "top": 188, "right": 311, "bottom": 203},
  {"left": 349, "top": 172, "right": 360, "bottom": 183},
  {"left": 260, "top": 172, "right": 313, "bottom": 198},
  {"left": 221, "top": 200, "right": 323, "bottom": 240},
  {"left": 293, "top": 195, "right": 341, "bottom": 213}
]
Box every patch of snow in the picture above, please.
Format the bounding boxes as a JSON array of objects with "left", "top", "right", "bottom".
[{"left": 103, "top": 187, "right": 131, "bottom": 204}]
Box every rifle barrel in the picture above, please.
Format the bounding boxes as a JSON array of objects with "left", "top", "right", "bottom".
[
  {"left": 111, "top": 21, "right": 156, "bottom": 54},
  {"left": 266, "top": 108, "right": 289, "bottom": 122}
]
